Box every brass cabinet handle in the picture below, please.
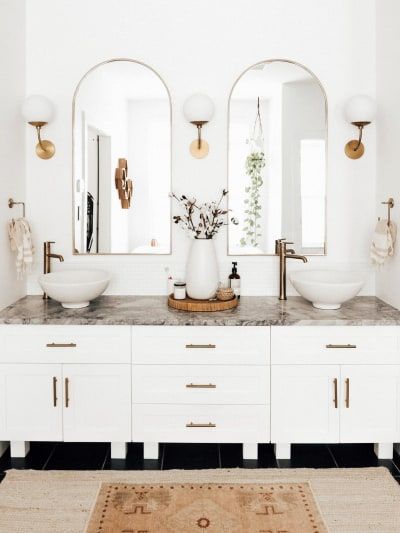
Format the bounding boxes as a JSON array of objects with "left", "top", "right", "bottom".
[
  {"left": 65, "top": 377, "right": 70, "bottom": 408},
  {"left": 46, "top": 343, "right": 77, "bottom": 348},
  {"left": 186, "top": 422, "right": 216, "bottom": 428},
  {"left": 186, "top": 383, "right": 216, "bottom": 389},
  {"left": 185, "top": 344, "right": 216, "bottom": 349},
  {"left": 345, "top": 378, "right": 350, "bottom": 408},
  {"left": 52, "top": 377, "right": 58, "bottom": 407},
  {"left": 333, "top": 378, "right": 338, "bottom": 409},
  {"left": 326, "top": 344, "right": 357, "bottom": 349}
]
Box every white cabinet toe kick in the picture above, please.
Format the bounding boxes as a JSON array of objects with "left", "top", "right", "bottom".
[{"left": 0, "top": 324, "right": 399, "bottom": 461}]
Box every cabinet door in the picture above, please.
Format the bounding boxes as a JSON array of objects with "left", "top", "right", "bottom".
[
  {"left": 0, "top": 364, "right": 62, "bottom": 441},
  {"left": 62, "top": 364, "right": 131, "bottom": 442},
  {"left": 340, "top": 365, "right": 400, "bottom": 443},
  {"left": 271, "top": 365, "right": 340, "bottom": 443}
]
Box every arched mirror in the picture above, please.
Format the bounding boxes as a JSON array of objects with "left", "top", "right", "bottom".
[
  {"left": 73, "top": 59, "right": 171, "bottom": 254},
  {"left": 228, "top": 60, "right": 327, "bottom": 255}
]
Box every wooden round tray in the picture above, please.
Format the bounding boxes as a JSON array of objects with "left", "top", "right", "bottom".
[{"left": 168, "top": 294, "right": 238, "bottom": 312}]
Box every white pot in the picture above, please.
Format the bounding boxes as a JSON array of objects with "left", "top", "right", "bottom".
[{"left": 186, "top": 238, "right": 219, "bottom": 300}]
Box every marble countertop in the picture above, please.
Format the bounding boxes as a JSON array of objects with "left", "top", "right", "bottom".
[{"left": 0, "top": 295, "right": 399, "bottom": 326}]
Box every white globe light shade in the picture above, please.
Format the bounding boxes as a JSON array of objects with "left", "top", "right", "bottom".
[
  {"left": 183, "top": 94, "right": 214, "bottom": 123},
  {"left": 22, "top": 95, "right": 54, "bottom": 123},
  {"left": 345, "top": 95, "right": 376, "bottom": 123}
]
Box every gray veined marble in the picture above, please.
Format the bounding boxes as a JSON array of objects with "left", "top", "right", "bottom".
[{"left": 0, "top": 295, "right": 400, "bottom": 326}]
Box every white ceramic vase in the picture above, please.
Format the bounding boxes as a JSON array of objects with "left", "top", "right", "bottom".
[{"left": 186, "top": 238, "right": 219, "bottom": 300}]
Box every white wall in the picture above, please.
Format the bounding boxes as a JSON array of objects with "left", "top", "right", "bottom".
[
  {"left": 0, "top": 0, "right": 26, "bottom": 309},
  {"left": 376, "top": 0, "right": 400, "bottom": 307},
  {"left": 24, "top": 0, "right": 377, "bottom": 296}
]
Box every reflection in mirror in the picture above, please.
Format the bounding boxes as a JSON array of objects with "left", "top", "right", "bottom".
[
  {"left": 228, "top": 60, "right": 327, "bottom": 256},
  {"left": 73, "top": 60, "right": 171, "bottom": 254}
]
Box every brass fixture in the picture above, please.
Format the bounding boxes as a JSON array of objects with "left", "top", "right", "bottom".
[
  {"left": 46, "top": 342, "right": 76, "bottom": 348},
  {"left": 333, "top": 378, "right": 338, "bottom": 409},
  {"left": 379, "top": 198, "right": 394, "bottom": 225},
  {"left": 65, "top": 377, "right": 70, "bottom": 408},
  {"left": 275, "top": 238, "right": 308, "bottom": 300},
  {"left": 344, "top": 95, "right": 376, "bottom": 160},
  {"left": 185, "top": 344, "right": 216, "bottom": 349},
  {"left": 8, "top": 198, "right": 26, "bottom": 218},
  {"left": 43, "top": 241, "right": 64, "bottom": 299},
  {"left": 345, "top": 378, "right": 350, "bottom": 408},
  {"left": 183, "top": 94, "right": 214, "bottom": 159},
  {"left": 29, "top": 121, "right": 56, "bottom": 160},
  {"left": 186, "top": 422, "right": 216, "bottom": 428},
  {"left": 186, "top": 383, "right": 217, "bottom": 389},
  {"left": 52, "top": 377, "right": 58, "bottom": 407},
  {"left": 326, "top": 344, "right": 357, "bottom": 349}
]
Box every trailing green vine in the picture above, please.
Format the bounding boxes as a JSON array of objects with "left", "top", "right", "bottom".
[{"left": 240, "top": 150, "right": 265, "bottom": 247}]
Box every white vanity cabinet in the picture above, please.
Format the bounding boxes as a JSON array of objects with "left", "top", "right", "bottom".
[
  {"left": 271, "top": 326, "right": 400, "bottom": 459},
  {"left": 0, "top": 325, "right": 132, "bottom": 458},
  {"left": 131, "top": 326, "right": 270, "bottom": 460}
]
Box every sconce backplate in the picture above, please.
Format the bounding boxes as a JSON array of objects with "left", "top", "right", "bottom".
[
  {"left": 190, "top": 139, "right": 209, "bottom": 159},
  {"left": 36, "top": 140, "right": 56, "bottom": 160},
  {"left": 345, "top": 140, "right": 364, "bottom": 159}
]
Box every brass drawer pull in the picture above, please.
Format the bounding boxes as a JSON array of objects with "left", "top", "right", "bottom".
[
  {"left": 186, "top": 422, "right": 216, "bottom": 428},
  {"left": 46, "top": 342, "right": 77, "bottom": 348},
  {"left": 345, "top": 378, "right": 350, "bottom": 408},
  {"left": 186, "top": 344, "right": 216, "bottom": 349},
  {"left": 65, "top": 377, "right": 70, "bottom": 408},
  {"left": 52, "top": 377, "right": 58, "bottom": 407},
  {"left": 326, "top": 344, "right": 357, "bottom": 349},
  {"left": 186, "top": 383, "right": 216, "bottom": 389},
  {"left": 333, "top": 378, "right": 338, "bottom": 409}
]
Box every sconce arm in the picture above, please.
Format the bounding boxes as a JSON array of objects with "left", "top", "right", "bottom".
[{"left": 35, "top": 124, "right": 46, "bottom": 150}]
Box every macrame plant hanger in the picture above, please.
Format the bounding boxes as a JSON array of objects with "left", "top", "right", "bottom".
[{"left": 250, "top": 96, "right": 264, "bottom": 152}]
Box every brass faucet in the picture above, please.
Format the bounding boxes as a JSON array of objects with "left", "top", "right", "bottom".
[
  {"left": 275, "top": 238, "right": 308, "bottom": 300},
  {"left": 43, "top": 241, "right": 64, "bottom": 299}
]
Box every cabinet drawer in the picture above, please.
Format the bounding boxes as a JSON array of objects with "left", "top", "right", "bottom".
[
  {"left": 132, "top": 404, "right": 270, "bottom": 443},
  {"left": 132, "top": 326, "right": 269, "bottom": 365},
  {"left": 132, "top": 365, "right": 269, "bottom": 405},
  {"left": 0, "top": 325, "right": 131, "bottom": 364},
  {"left": 271, "top": 326, "right": 399, "bottom": 365}
]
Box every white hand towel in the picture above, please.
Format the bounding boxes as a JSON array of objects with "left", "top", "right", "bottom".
[
  {"left": 8, "top": 218, "right": 35, "bottom": 278},
  {"left": 370, "top": 219, "right": 397, "bottom": 265}
]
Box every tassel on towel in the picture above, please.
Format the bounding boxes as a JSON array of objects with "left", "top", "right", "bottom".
[
  {"left": 370, "top": 219, "right": 397, "bottom": 265},
  {"left": 8, "top": 218, "right": 34, "bottom": 278}
]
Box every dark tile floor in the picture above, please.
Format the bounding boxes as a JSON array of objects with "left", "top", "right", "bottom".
[{"left": 0, "top": 442, "right": 399, "bottom": 484}]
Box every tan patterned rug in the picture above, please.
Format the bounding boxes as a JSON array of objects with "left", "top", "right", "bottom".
[
  {"left": 86, "top": 481, "right": 327, "bottom": 533},
  {"left": 0, "top": 468, "right": 400, "bottom": 532}
]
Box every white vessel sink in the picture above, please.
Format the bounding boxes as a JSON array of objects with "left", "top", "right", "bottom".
[
  {"left": 289, "top": 270, "right": 365, "bottom": 310},
  {"left": 39, "top": 270, "right": 111, "bottom": 308}
]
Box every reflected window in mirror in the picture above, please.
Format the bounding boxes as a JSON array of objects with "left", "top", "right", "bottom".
[
  {"left": 228, "top": 60, "right": 327, "bottom": 256},
  {"left": 73, "top": 59, "right": 171, "bottom": 255}
]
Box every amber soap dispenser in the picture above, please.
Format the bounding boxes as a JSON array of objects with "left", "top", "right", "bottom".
[{"left": 229, "top": 262, "right": 241, "bottom": 299}]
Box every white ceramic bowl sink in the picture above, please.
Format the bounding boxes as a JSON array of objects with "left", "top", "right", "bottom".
[
  {"left": 289, "top": 270, "right": 366, "bottom": 310},
  {"left": 39, "top": 270, "right": 111, "bottom": 309}
]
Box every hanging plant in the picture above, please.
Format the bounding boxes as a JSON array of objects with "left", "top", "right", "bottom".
[{"left": 240, "top": 98, "right": 266, "bottom": 248}]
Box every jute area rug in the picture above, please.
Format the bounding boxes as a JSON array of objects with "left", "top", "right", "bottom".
[{"left": 0, "top": 467, "right": 399, "bottom": 533}]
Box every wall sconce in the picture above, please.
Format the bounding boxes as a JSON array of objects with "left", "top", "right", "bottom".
[
  {"left": 183, "top": 94, "right": 214, "bottom": 159},
  {"left": 344, "top": 95, "right": 376, "bottom": 159},
  {"left": 22, "top": 95, "right": 56, "bottom": 159}
]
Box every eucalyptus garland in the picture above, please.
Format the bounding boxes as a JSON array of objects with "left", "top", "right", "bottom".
[{"left": 240, "top": 150, "right": 265, "bottom": 247}]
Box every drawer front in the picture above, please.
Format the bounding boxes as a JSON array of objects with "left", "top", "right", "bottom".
[
  {"left": 132, "top": 326, "right": 269, "bottom": 365},
  {"left": 0, "top": 325, "right": 131, "bottom": 364},
  {"left": 271, "top": 326, "right": 400, "bottom": 365},
  {"left": 132, "top": 365, "right": 269, "bottom": 404},
  {"left": 132, "top": 404, "right": 270, "bottom": 443}
]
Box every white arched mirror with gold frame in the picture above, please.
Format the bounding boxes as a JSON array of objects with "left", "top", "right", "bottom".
[
  {"left": 72, "top": 59, "right": 171, "bottom": 255},
  {"left": 228, "top": 59, "right": 327, "bottom": 256}
]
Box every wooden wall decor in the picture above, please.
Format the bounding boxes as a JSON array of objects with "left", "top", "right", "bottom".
[{"left": 115, "top": 158, "right": 133, "bottom": 209}]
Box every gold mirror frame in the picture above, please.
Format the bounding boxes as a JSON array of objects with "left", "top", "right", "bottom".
[
  {"left": 227, "top": 58, "right": 328, "bottom": 256},
  {"left": 72, "top": 58, "right": 172, "bottom": 256}
]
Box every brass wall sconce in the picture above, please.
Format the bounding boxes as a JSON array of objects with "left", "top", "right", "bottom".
[
  {"left": 344, "top": 95, "right": 376, "bottom": 159},
  {"left": 183, "top": 94, "right": 214, "bottom": 159},
  {"left": 22, "top": 95, "right": 56, "bottom": 159}
]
